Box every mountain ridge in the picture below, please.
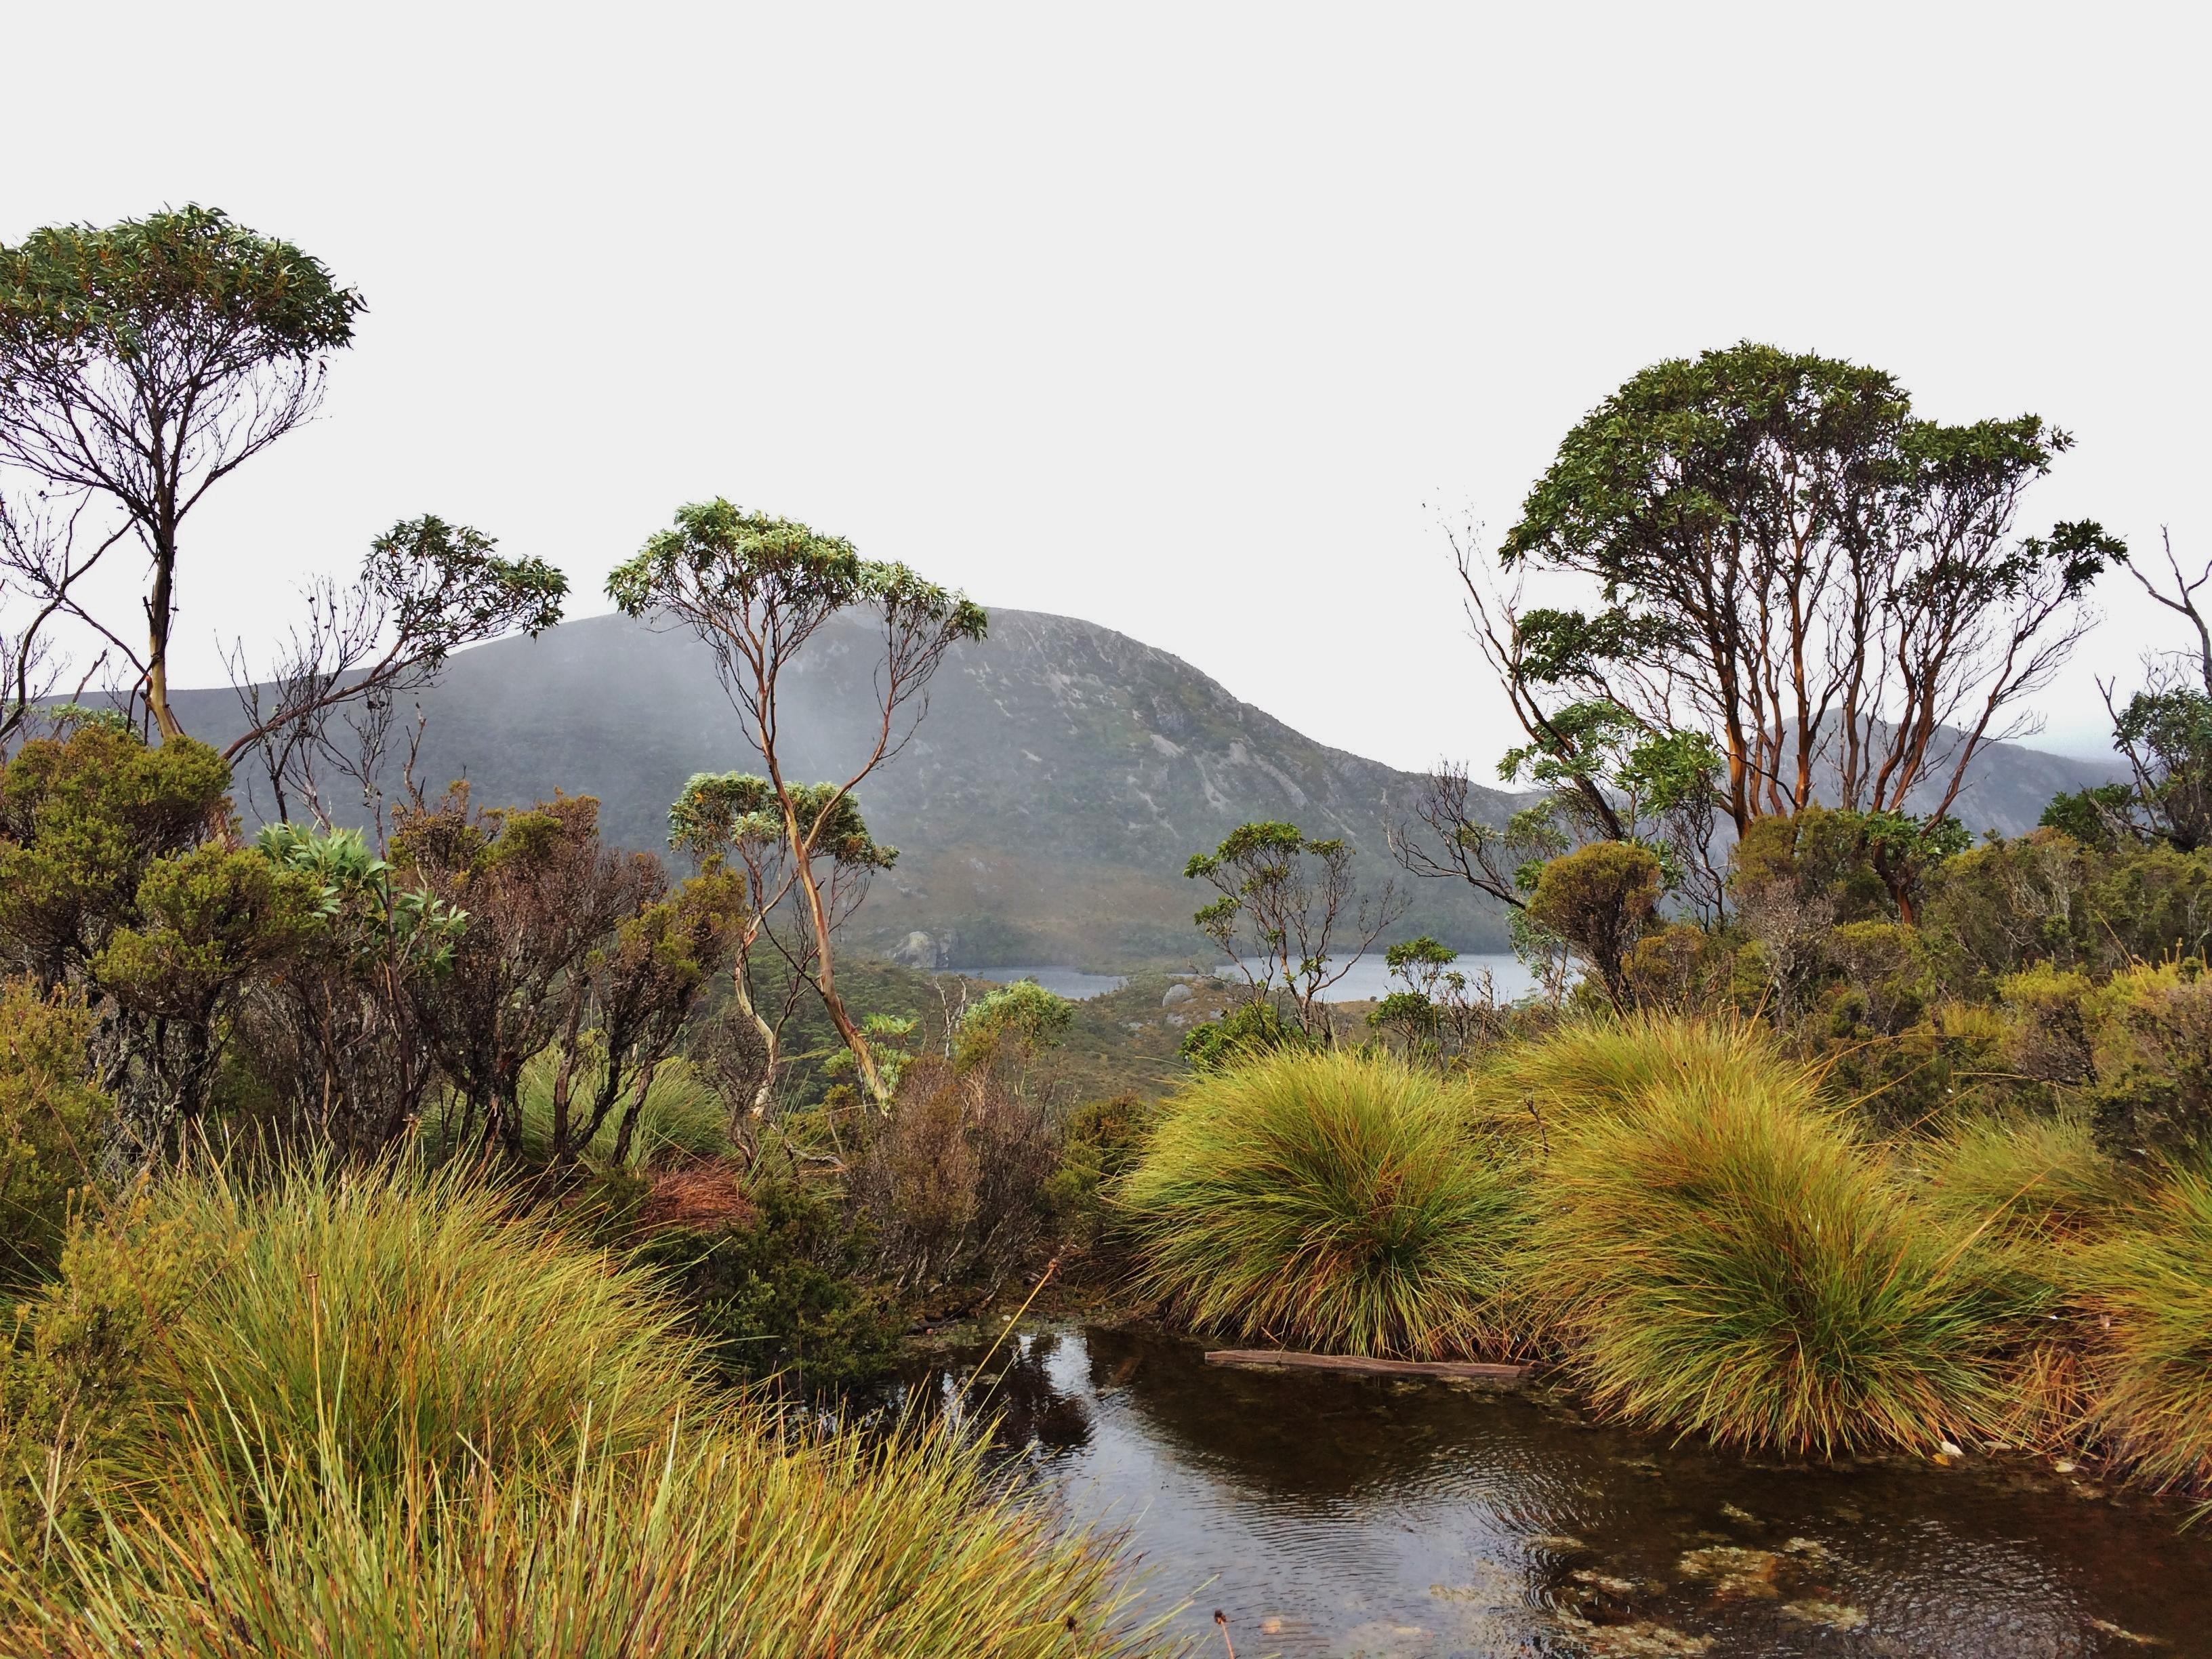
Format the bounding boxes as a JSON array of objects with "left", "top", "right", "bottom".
[{"left": 163, "top": 608, "right": 2126, "bottom": 969}]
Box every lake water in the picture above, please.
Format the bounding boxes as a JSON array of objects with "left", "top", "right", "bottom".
[
  {"left": 951, "top": 954, "right": 1543, "bottom": 1005},
  {"left": 903, "top": 1325, "right": 2212, "bottom": 1658},
  {"left": 1218, "top": 951, "right": 1542, "bottom": 1004}
]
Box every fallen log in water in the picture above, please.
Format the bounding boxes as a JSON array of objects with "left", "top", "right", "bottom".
[{"left": 1203, "top": 1349, "right": 1532, "bottom": 1383}]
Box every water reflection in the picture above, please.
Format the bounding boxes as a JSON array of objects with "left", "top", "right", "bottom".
[{"left": 897, "top": 1326, "right": 2212, "bottom": 1658}]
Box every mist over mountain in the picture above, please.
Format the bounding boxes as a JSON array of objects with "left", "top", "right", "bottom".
[
  {"left": 169, "top": 611, "right": 1524, "bottom": 967},
  {"left": 167, "top": 609, "right": 2125, "bottom": 970}
]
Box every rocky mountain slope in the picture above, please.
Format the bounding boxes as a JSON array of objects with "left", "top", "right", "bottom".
[
  {"left": 167, "top": 609, "right": 2124, "bottom": 969},
  {"left": 170, "top": 610, "right": 1523, "bottom": 966}
]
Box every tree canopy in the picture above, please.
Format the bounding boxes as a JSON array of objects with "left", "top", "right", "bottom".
[{"left": 0, "top": 206, "right": 365, "bottom": 739}]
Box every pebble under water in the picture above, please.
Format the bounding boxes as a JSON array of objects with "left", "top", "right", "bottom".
[{"left": 897, "top": 1325, "right": 2212, "bottom": 1658}]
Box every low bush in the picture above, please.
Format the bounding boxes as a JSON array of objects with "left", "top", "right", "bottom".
[
  {"left": 853, "top": 1057, "right": 1057, "bottom": 1296},
  {"left": 0, "top": 979, "right": 106, "bottom": 1292},
  {"left": 640, "top": 1177, "right": 907, "bottom": 1395},
  {"left": 2073, "top": 1157, "right": 2212, "bottom": 1493},
  {"left": 2081, "top": 960, "right": 2212, "bottom": 1155},
  {"left": 1522, "top": 1053, "right": 2030, "bottom": 1456},
  {"left": 1117, "top": 1048, "right": 1523, "bottom": 1359}
]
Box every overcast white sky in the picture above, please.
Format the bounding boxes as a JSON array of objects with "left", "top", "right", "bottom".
[{"left": 4, "top": 3, "right": 2205, "bottom": 773}]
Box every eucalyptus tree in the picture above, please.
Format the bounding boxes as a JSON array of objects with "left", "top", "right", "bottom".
[
  {"left": 1186, "top": 820, "right": 1405, "bottom": 1040},
  {"left": 0, "top": 207, "right": 365, "bottom": 739},
  {"left": 668, "top": 769, "right": 895, "bottom": 1118},
  {"left": 223, "top": 515, "right": 567, "bottom": 828},
  {"left": 1488, "top": 344, "right": 2121, "bottom": 840},
  {"left": 610, "top": 501, "right": 986, "bottom": 1103},
  {"left": 1437, "top": 343, "right": 2123, "bottom": 920}
]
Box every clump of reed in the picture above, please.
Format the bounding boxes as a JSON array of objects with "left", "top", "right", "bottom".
[
  {"left": 0, "top": 1161, "right": 1170, "bottom": 1657},
  {"left": 1508, "top": 1021, "right": 2034, "bottom": 1456},
  {"left": 1115, "top": 1048, "right": 1523, "bottom": 1359},
  {"left": 2072, "top": 1157, "right": 2212, "bottom": 1494}
]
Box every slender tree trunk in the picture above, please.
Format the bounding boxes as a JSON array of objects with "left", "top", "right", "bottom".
[{"left": 790, "top": 826, "right": 887, "bottom": 1104}]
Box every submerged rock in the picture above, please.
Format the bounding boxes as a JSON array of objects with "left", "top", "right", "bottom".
[{"left": 1676, "top": 1546, "right": 1782, "bottom": 1599}]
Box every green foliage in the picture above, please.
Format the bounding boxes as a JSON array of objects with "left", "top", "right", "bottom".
[
  {"left": 670, "top": 771, "right": 896, "bottom": 869},
  {"left": 2111, "top": 686, "right": 2212, "bottom": 851},
  {"left": 2074, "top": 1156, "right": 2212, "bottom": 1492},
  {"left": 0, "top": 726, "right": 230, "bottom": 975},
  {"left": 365, "top": 515, "right": 568, "bottom": 668},
  {"left": 2042, "top": 783, "right": 2142, "bottom": 853},
  {"left": 609, "top": 501, "right": 988, "bottom": 647},
  {"left": 641, "top": 1177, "right": 905, "bottom": 1394},
  {"left": 0, "top": 979, "right": 106, "bottom": 1291},
  {"left": 1525, "top": 840, "right": 1662, "bottom": 1006},
  {"left": 1518, "top": 1025, "right": 2031, "bottom": 1456},
  {"left": 89, "top": 844, "right": 321, "bottom": 1021},
  {"left": 0, "top": 205, "right": 361, "bottom": 354},
  {"left": 1044, "top": 1094, "right": 1160, "bottom": 1241},
  {"left": 1178, "top": 996, "right": 1317, "bottom": 1073},
  {"left": 953, "top": 979, "right": 1073, "bottom": 1071},
  {"left": 2080, "top": 960, "right": 2212, "bottom": 1155},
  {"left": 1118, "top": 1049, "right": 1525, "bottom": 1359}
]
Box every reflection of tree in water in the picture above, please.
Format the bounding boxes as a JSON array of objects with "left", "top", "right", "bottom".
[
  {"left": 896, "top": 1329, "right": 1093, "bottom": 1473},
  {"left": 1081, "top": 1326, "right": 1570, "bottom": 1502}
]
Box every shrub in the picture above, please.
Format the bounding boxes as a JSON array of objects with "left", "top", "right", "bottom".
[
  {"left": 1519, "top": 1029, "right": 2028, "bottom": 1455},
  {"left": 0, "top": 979, "right": 106, "bottom": 1291},
  {"left": 1177, "top": 996, "right": 1315, "bottom": 1073},
  {"left": 640, "top": 1177, "right": 906, "bottom": 1394},
  {"left": 853, "top": 1057, "right": 1057, "bottom": 1294},
  {"left": 1044, "top": 1094, "right": 1159, "bottom": 1243},
  {"left": 1526, "top": 840, "right": 1663, "bottom": 1007},
  {"left": 2081, "top": 960, "right": 2212, "bottom": 1154},
  {"left": 1117, "top": 1049, "right": 1523, "bottom": 1359},
  {"left": 2073, "top": 1157, "right": 2212, "bottom": 1493}
]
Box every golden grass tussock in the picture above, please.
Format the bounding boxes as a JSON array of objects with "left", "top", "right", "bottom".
[
  {"left": 1463, "top": 1012, "right": 1810, "bottom": 1135},
  {"left": 2071, "top": 1156, "right": 2212, "bottom": 1494},
  {"left": 1116, "top": 1048, "right": 1525, "bottom": 1360},
  {"left": 1521, "top": 1059, "right": 2035, "bottom": 1456},
  {"left": 0, "top": 1162, "right": 1172, "bottom": 1658}
]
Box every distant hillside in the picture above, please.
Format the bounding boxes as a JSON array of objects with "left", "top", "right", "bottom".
[
  {"left": 167, "top": 610, "right": 1525, "bottom": 967},
  {"left": 165, "top": 609, "right": 2125, "bottom": 969}
]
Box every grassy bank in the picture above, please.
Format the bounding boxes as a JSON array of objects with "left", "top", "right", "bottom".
[
  {"left": 1116, "top": 1020, "right": 2212, "bottom": 1490},
  {"left": 0, "top": 1163, "right": 1172, "bottom": 1658}
]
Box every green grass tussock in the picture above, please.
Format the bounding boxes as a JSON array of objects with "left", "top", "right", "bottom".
[
  {"left": 0, "top": 1162, "right": 1172, "bottom": 1657},
  {"left": 1464, "top": 1013, "right": 1799, "bottom": 1132},
  {"left": 2073, "top": 1157, "right": 2212, "bottom": 1493},
  {"left": 1117, "top": 1048, "right": 1523, "bottom": 1359},
  {"left": 1917, "top": 1112, "right": 2131, "bottom": 1256},
  {"left": 6, "top": 1410, "right": 1162, "bottom": 1659},
  {"left": 78, "top": 1161, "right": 703, "bottom": 1498},
  {"left": 1523, "top": 1053, "right": 2030, "bottom": 1456}
]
